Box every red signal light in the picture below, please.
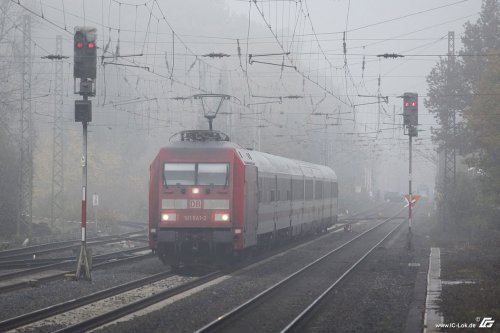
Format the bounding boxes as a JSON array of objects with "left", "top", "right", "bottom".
[
  {"left": 76, "top": 42, "right": 84, "bottom": 49},
  {"left": 411, "top": 101, "right": 417, "bottom": 107},
  {"left": 87, "top": 42, "right": 95, "bottom": 49},
  {"left": 404, "top": 102, "right": 410, "bottom": 107}
]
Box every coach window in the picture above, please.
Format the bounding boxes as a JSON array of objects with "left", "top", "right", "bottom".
[
  {"left": 197, "top": 163, "right": 229, "bottom": 186},
  {"left": 164, "top": 163, "right": 195, "bottom": 186},
  {"left": 324, "top": 181, "right": 331, "bottom": 199},
  {"left": 292, "top": 179, "right": 304, "bottom": 200},
  {"left": 315, "top": 180, "right": 323, "bottom": 200},
  {"left": 305, "top": 179, "right": 313, "bottom": 200},
  {"left": 333, "top": 182, "right": 339, "bottom": 198}
]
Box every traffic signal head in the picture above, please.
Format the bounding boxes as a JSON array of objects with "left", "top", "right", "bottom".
[
  {"left": 403, "top": 92, "right": 418, "bottom": 128},
  {"left": 75, "top": 100, "right": 92, "bottom": 122},
  {"left": 74, "top": 27, "right": 97, "bottom": 79}
]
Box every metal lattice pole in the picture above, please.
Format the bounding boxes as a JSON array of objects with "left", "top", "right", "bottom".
[
  {"left": 17, "top": 15, "right": 32, "bottom": 238},
  {"left": 442, "top": 31, "right": 456, "bottom": 225},
  {"left": 50, "top": 35, "right": 64, "bottom": 227}
]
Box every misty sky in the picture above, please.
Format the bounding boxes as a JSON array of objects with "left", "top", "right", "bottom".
[
  {"left": 226, "top": 0, "right": 482, "bottom": 192},
  {"left": 15, "top": 0, "right": 484, "bottom": 195}
]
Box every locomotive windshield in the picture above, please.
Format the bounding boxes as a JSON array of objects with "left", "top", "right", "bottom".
[
  {"left": 198, "top": 163, "right": 229, "bottom": 186},
  {"left": 164, "top": 163, "right": 196, "bottom": 186},
  {"left": 163, "top": 162, "right": 229, "bottom": 186}
]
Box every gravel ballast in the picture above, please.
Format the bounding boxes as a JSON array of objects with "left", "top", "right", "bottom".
[
  {"left": 0, "top": 204, "right": 411, "bottom": 332},
  {"left": 94, "top": 205, "right": 408, "bottom": 333},
  {"left": 297, "top": 207, "right": 432, "bottom": 333},
  {"left": 0, "top": 256, "right": 168, "bottom": 322}
]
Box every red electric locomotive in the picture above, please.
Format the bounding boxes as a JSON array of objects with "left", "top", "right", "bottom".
[{"left": 149, "top": 130, "right": 338, "bottom": 268}]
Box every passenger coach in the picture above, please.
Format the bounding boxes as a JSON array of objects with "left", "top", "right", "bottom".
[{"left": 149, "top": 130, "right": 338, "bottom": 268}]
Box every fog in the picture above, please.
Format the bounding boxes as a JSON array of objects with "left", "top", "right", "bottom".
[{"left": 0, "top": 0, "right": 484, "bottom": 236}]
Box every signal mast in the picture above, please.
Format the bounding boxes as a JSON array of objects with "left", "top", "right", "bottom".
[{"left": 74, "top": 27, "right": 97, "bottom": 280}]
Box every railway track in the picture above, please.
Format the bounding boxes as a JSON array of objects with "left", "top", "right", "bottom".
[
  {"left": 0, "top": 247, "right": 152, "bottom": 293},
  {"left": 196, "top": 208, "right": 405, "bottom": 332},
  {"left": 0, "top": 270, "right": 176, "bottom": 332},
  {"left": 282, "top": 219, "right": 405, "bottom": 332},
  {"left": 337, "top": 201, "right": 394, "bottom": 224},
  {"left": 0, "top": 230, "right": 146, "bottom": 261},
  {"left": 342, "top": 201, "right": 387, "bottom": 219},
  {"left": 0, "top": 245, "right": 150, "bottom": 270},
  {"left": 0, "top": 268, "right": 221, "bottom": 333},
  {"left": 0, "top": 204, "right": 402, "bottom": 332},
  {"left": 0, "top": 234, "right": 147, "bottom": 266},
  {"left": 0, "top": 237, "right": 147, "bottom": 263},
  {"left": 50, "top": 271, "right": 222, "bottom": 333}
]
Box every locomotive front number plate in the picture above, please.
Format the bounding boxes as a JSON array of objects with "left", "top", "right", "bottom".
[{"left": 189, "top": 199, "right": 202, "bottom": 209}]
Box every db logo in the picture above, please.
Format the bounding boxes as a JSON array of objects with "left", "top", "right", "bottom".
[
  {"left": 189, "top": 200, "right": 202, "bottom": 209},
  {"left": 479, "top": 317, "right": 495, "bottom": 328}
]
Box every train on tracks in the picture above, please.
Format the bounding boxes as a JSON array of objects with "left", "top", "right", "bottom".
[{"left": 149, "top": 130, "right": 338, "bottom": 268}]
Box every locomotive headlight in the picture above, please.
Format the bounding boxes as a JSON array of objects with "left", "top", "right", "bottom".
[
  {"left": 150, "top": 228, "right": 157, "bottom": 234},
  {"left": 214, "top": 213, "right": 229, "bottom": 221},
  {"left": 192, "top": 188, "right": 200, "bottom": 194},
  {"left": 161, "top": 213, "right": 176, "bottom": 221}
]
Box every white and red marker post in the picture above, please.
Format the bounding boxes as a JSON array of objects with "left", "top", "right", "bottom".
[{"left": 75, "top": 106, "right": 91, "bottom": 280}]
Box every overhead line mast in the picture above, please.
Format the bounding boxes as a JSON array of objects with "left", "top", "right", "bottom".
[
  {"left": 18, "top": 15, "right": 33, "bottom": 239},
  {"left": 46, "top": 36, "right": 67, "bottom": 228},
  {"left": 442, "top": 31, "right": 456, "bottom": 228}
]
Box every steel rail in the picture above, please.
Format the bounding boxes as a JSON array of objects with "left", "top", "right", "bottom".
[
  {"left": 3, "top": 205, "right": 402, "bottom": 331},
  {"left": 0, "top": 257, "right": 76, "bottom": 268},
  {"left": 0, "top": 251, "right": 152, "bottom": 293},
  {"left": 195, "top": 208, "right": 405, "bottom": 332},
  {"left": 281, "top": 220, "right": 404, "bottom": 332},
  {"left": 0, "top": 270, "right": 174, "bottom": 332},
  {"left": 0, "top": 236, "right": 147, "bottom": 264},
  {"left": 52, "top": 270, "right": 223, "bottom": 333},
  {"left": 0, "top": 229, "right": 146, "bottom": 259},
  {"left": 0, "top": 246, "right": 149, "bottom": 279},
  {"left": 0, "top": 245, "right": 150, "bottom": 270},
  {"left": 0, "top": 204, "right": 379, "bottom": 262},
  {"left": 18, "top": 209, "right": 387, "bottom": 332},
  {"left": 342, "top": 201, "right": 388, "bottom": 219}
]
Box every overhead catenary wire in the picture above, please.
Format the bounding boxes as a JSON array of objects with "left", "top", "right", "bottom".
[
  {"left": 251, "top": 0, "right": 354, "bottom": 109},
  {"left": 6, "top": 0, "right": 461, "bottom": 168}
]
